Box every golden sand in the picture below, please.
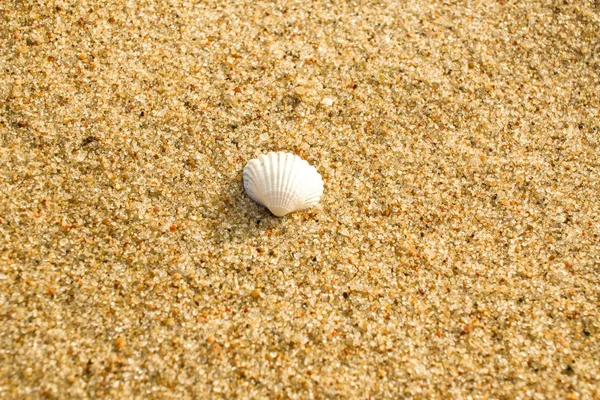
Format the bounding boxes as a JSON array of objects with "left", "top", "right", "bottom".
[{"left": 1, "top": 0, "right": 599, "bottom": 398}]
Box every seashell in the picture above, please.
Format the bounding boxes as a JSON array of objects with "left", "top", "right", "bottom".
[{"left": 243, "top": 152, "right": 324, "bottom": 217}]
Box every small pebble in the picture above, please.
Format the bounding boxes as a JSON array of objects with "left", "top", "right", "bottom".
[
  {"left": 321, "top": 97, "right": 334, "bottom": 107},
  {"left": 294, "top": 86, "right": 307, "bottom": 96}
]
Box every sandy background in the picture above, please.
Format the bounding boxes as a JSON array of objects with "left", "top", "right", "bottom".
[{"left": 1, "top": 0, "right": 600, "bottom": 398}]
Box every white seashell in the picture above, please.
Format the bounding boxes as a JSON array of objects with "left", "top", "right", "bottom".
[{"left": 243, "top": 152, "right": 324, "bottom": 217}]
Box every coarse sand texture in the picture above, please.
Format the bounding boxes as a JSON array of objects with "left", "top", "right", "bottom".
[{"left": 1, "top": 0, "right": 599, "bottom": 398}]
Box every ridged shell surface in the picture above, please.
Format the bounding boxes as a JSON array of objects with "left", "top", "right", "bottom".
[{"left": 243, "top": 152, "right": 324, "bottom": 217}]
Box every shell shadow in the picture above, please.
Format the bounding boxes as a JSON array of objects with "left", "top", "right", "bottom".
[{"left": 211, "top": 177, "right": 283, "bottom": 245}]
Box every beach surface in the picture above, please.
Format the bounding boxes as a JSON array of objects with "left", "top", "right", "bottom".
[{"left": 1, "top": 0, "right": 599, "bottom": 398}]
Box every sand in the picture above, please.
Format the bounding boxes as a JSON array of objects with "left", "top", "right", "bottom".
[{"left": 1, "top": 0, "right": 599, "bottom": 398}]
